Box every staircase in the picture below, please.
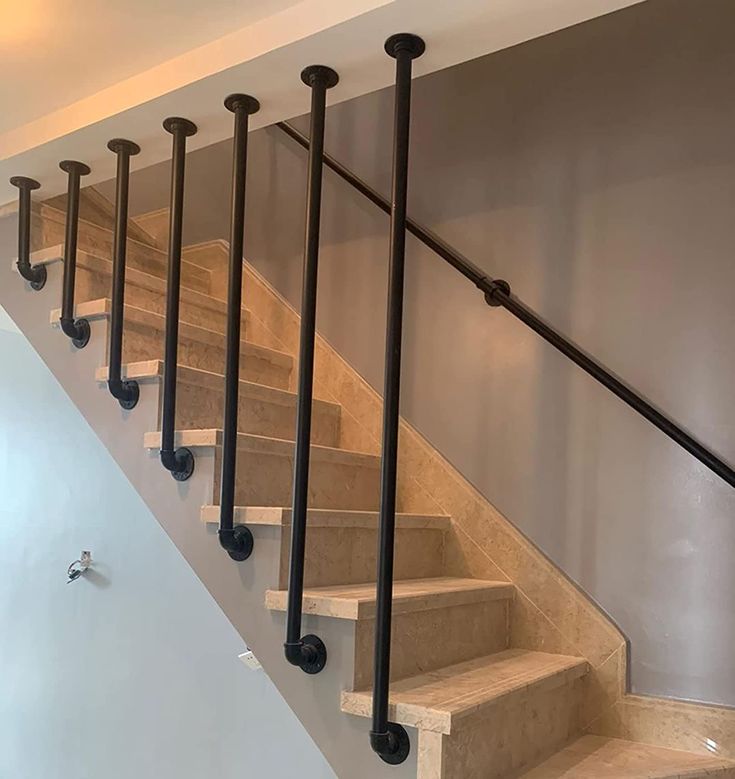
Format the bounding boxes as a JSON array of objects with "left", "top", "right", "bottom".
[
  {"left": 1, "top": 186, "right": 733, "bottom": 778},
  {"left": 4, "top": 30, "right": 735, "bottom": 778}
]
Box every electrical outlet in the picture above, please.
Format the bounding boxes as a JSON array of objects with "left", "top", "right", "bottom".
[{"left": 238, "top": 648, "right": 261, "bottom": 671}]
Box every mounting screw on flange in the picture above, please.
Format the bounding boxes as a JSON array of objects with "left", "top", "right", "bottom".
[
  {"left": 117, "top": 380, "right": 140, "bottom": 410},
  {"left": 299, "top": 635, "right": 327, "bottom": 675},
  {"left": 224, "top": 93, "right": 261, "bottom": 115},
  {"left": 219, "top": 524, "right": 254, "bottom": 561},
  {"left": 71, "top": 318, "right": 91, "bottom": 349},
  {"left": 384, "top": 32, "right": 426, "bottom": 60},
  {"left": 162, "top": 117, "right": 198, "bottom": 137},
  {"left": 171, "top": 447, "right": 195, "bottom": 481},
  {"left": 371, "top": 722, "right": 411, "bottom": 765},
  {"left": 300, "top": 65, "right": 339, "bottom": 89},
  {"left": 107, "top": 138, "right": 141, "bottom": 157},
  {"left": 59, "top": 159, "right": 92, "bottom": 178}
]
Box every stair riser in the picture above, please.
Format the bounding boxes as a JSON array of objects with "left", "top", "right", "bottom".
[
  {"left": 73, "top": 264, "right": 245, "bottom": 333},
  {"left": 32, "top": 212, "right": 211, "bottom": 293},
  {"left": 212, "top": 449, "right": 380, "bottom": 510},
  {"left": 353, "top": 600, "right": 510, "bottom": 688},
  {"left": 420, "top": 677, "right": 584, "bottom": 779},
  {"left": 122, "top": 324, "right": 291, "bottom": 390},
  {"left": 82, "top": 265, "right": 239, "bottom": 331},
  {"left": 174, "top": 381, "right": 339, "bottom": 446},
  {"left": 276, "top": 526, "right": 445, "bottom": 590}
]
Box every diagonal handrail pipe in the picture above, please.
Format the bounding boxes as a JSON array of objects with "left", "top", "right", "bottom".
[{"left": 274, "top": 132, "right": 735, "bottom": 490}]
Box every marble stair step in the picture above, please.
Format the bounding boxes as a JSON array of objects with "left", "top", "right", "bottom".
[
  {"left": 201, "top": 507, "right": 449, "bottom": 589},
  {"left": 143, "top": 429, "right": 381, "bottom": 511},
  {"left": 49, "top": 298, "right": 293, "bottom": 390},
  {"left": 96, "top": 361, "right": 339, "bottom": 446},
  {"left": 341, "top": 648, "right": 588, "bottom": 736},
  {"left": 520, "top": 735, "right": 735, "bottom": 778},
  {"left": 32, "top": 245, "right": 243, "bottom": 332},
  {"left": 31, "top": 209, "right": 211, "bottom": 291},
  {"left": 267, "top": 577, "right": 515, "bottom": 686},
  {"left": 266, "top": 576, "right": 513, "bottom": 620},
  {"left": 43, "top": 188, "right": 159, "bottom": 247}
]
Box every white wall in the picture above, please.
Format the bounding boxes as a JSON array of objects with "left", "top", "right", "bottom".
[{"left": 0, "top": 313, "right": 335, "bottom": 779}]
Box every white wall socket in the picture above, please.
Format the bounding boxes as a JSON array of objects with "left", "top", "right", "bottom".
[{"left": 238, "top": 648, "right": 261, "bottom": 671}]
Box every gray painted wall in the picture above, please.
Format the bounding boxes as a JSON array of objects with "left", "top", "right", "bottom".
[
  {"left": 101, "top": 0, "right": 735, "bottom": 706},
  {"left": 0, "top": 317, "right": 335, "bottom": 779}
]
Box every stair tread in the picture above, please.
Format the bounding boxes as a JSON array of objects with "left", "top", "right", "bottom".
[
  {"left": 143, "top": 428, "right": 379, "bottom": 467},
  {"left": 520, "top": 735, "right": 735, "bottom": 777},
  {"left": 341, "top": 648, "right": 587, "bottom": 734},
  {"left": 95, "top": 361, "right": 337, "bottom": 413},
  {"left": 49, "top": 298, "right": 291, "bottom": 366},
  {"left": 30, "top": 242, "right": 208, "bottom": 288},
  {"left": 199, "top": 505, "right": 449, "bottom": 530},
  {"left": 266, "top": 576, "right": 513, "bottom": 620},
  {"left": 33, "top": 245, "right": 230, "bottom": 311}
]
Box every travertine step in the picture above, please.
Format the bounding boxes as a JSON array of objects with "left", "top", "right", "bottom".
[
  {"left": 267, "top": 577, "right": 515, "bottom": 686},
  {"left": 341, "top": 648, "right": 587, "bottom": 734},
  {"left": 143, "top": 429, "right": 381, "bottom": 510},
  {"left": 199, "top": 506, "right": 450, "bottom": 531},
  {"left": 266, "top": 577, "right": 513, "bottom": 620},
  {"left": 521, "top": 735, "right": 735, "bottom": 778},
  {"left": 96, "top": 361, "right": 339, "bottom": 446},
  {"left": 50, "top": 299, "right": 292, "bottom": 390},
  {"left": 200, "top": 506, "right": 450, "bottom": 589},
  {"left": 43, "top": 188, "right": 158, "bottom": 247},
  {"left": 32, "top": 245, "right": 243, "bottom": 332},
  {"left": 32, "top": 210, "right": 211, "bottom": 291}
]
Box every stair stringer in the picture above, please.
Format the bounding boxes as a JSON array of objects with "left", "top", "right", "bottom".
[{"left": 0, "top": 215, "right": 417, "bottom": 779}]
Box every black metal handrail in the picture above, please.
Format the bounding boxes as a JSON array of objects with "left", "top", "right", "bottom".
[
  {"left": 58, "top": 160, "right": 92, "bottom": 348},
  {"left": 283, "top": 65, "right": 338, "bottom": 677},
  {"left": 106, "top": 139, "right": 141, "bottom": 410},
  {"left": 276, "top": 30, "right": 735, "bottom": 768},
  {"left": 218, "top": 93, "right": 260, "bottom": 562},
  {"left": 275, "top": 119, "right": 735, "bottom": 491},
  {"left": 159, "top": 117, "right": 197, "bottom": 481},
  {"left": 9, "top": 176, "right": 47, "bottom": 290},
  {"left": 370, "top": 32, "right": 424, "bottom": 766}
]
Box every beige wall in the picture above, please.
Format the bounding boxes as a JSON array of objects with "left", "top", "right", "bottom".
[{"left": 102, "top": 0, "right": 735, "bottom": 706}]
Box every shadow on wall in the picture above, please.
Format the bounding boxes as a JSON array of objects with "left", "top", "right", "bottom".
[
  {"left": 98, "top": 0, "right": 735, "bottom": 706},
  {"left": 0, "top": 313, "right": 335, "bottom": 779}
]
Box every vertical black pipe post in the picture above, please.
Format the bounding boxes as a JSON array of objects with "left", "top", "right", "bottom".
[
  {"left": 106, "top": 139, "right": 141, "bottom": 410},
  {"left": 370, "top": 33, "right": 424, "bottom": 765},
  {"left": 59, "top": 160, "right": 92, "bottom": 348},
  {"left": 218, "top": 93, "right": 260, "bottom": 562},
  {"left": 160, "top": 117, "right": 197, "bottom": 480},
  {"left": 9, "top": 176, "right": 46, "bottom": 290},
  {"left": 283, "top": 65, "right": 338, "bottom": 675}
]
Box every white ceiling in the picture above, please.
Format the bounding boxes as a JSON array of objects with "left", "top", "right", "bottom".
[
  {"left": 0, "top": 0, "right": 647, "bottom": 204},
  {"left": 0, "top": 0, "right": 300, "bottom": 133}
]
